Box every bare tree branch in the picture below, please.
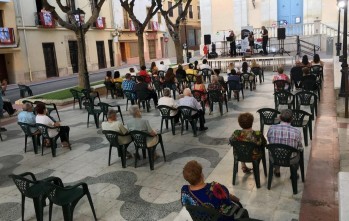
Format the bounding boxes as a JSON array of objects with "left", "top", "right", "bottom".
[
  {"left": 42, "top": 0, "right": 76, "bottom": 30},
  {"left": 84, "top": 0, "right": 107, "bottom": 31},
  {"left": 55, "top": 0, "right": 70, "bottom": 13}
]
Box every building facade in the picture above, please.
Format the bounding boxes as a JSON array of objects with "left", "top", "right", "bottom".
[{"left": 0, "top": 0, "right": 22, "bottom": 84}]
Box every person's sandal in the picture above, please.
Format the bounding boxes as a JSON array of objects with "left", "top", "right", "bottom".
[{"left": 242, "top": 166, "right": 252, "bottom": 174}]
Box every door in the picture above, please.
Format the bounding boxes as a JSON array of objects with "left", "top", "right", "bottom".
[
  {"left": 96, "top": 41, "right": 106, "bottom": 69},
  {"left": 120, "top": 42, "right": 127, "bottom": 63},
  {"left": 108, "top": 40, "right": 114, "bottom": 67},
  {"left": 42, "top": 43, "right": 58, "bottom": 78},
  {"left": 148, "top": 40, "right": 156, "bottom": 59},
  {"left": 68, "top": 41, "right": 79, "bottom": 73},
  {"left": 0, "top": 54, "right": 8, "bottom": 81},
  {"left": 277, "top": 0, "right": 303, "bottom": 36}
]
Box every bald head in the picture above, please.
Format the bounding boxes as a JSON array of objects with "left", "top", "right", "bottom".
[{"left": 183, "top": 88, "right": 192, "bottom": 97}]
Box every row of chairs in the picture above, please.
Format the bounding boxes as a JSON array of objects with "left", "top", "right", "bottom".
[{"left": 9, "top": 172, "right": 96, "bottom": 221}]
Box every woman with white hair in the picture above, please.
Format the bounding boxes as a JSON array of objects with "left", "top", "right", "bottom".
[{"left": 127, "top": 105, "right": 159, "bottom": 156}]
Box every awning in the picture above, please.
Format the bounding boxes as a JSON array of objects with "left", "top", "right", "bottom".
[{"left": 0, "top": 0, "right": 11, "bottom": 2}]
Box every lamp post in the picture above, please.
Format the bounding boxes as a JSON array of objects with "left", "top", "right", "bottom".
[
  {"left": 338, "top": 0, "right": 349, "bottom": 117},
  {"left": 182, "top": 17, "right": 190, "bottom": 63},
  {"left": 336, "top": 7, "right": 342, "bottom": 56},
  {"left": 73, "top": 8, "right": 90, "bottom": 90}
]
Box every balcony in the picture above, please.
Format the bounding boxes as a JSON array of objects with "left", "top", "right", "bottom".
[
  {"left": 0, "top": 27, "right": 15, "bottom": 47},
  {"left": 94, "top": 17, "right": 106, "bottom": 29},
  {"left": 35, "top": 12, "right": 56, "bottom": 28}
]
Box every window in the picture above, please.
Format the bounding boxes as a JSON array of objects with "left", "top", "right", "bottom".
[
  {"left": 129, "top": 42, "right": 138, "bottom": 58},
  {"left": 189, "top": 5, "right": 193, "bottom": 19},
  {"left": 178, "top": 4, "right": 183, "bottom": 16},
  {"left": 197, "top": 6, "right": 200, "bottom": 19},
  {"left": 157, "top": 12, "right": 162, "bottom": 24},
  {"left": 0, "top": 10, "right": 3, "bottom": 27},
  {"left": 168, "top": 2, "right": 173, "bottom": 17},
  {"left": 123, "top": 8, "right": 129, "bottom": 29},
  {"left": 188, "top": 29, "right": 195, "bottom": 47}
]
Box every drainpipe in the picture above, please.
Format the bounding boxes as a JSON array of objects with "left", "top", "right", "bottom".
[{"left": 19, "top": 0, "right": 33, "bottom": 82}]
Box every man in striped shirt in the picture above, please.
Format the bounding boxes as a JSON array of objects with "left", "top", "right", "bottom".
[{"left": 267, "top": 109, "right": 303, "bottom": 177}]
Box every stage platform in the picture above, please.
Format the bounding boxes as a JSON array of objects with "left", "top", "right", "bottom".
[{"left": 207, "top": 54, "right": 295, "bottom": 72}]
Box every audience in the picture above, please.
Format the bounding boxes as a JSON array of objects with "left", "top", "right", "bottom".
[
  {"left": 105, "top": 71, "right": 113, "bottom": 83},
  {"left": 150, "top": 62, "right": 158, "bottom": 76},
  {"left": 138, "top": 66, "right": 151, "bottom": 83},
  {"left": 181, "top": 160, "right": 241, "bottom": 218},
  {"left": 311, "top": 54, "right": 324, "bottom": 66},
  {"left": 163, "top": 68, "right": 177, "bottom": 89},
  {"left": 18, "top": 103, "right": 38, "bottom": 133},
  {"left": 267, "top": 109, "right": 303, "bottom": 177},
  {"left": 193, "top": 75, "right": 207, "bottom": 104},
  {"left": 230, "top": 112, "right": 266, "bottom": 173},
  {"left": 272, "top": 66, "right": 290, "bottom": 91},
  {"left": 158, "top": 61, "right": 169, "bottom": 72},
  {"left": 158, "top": 88, "right": 180, "bottom": 123},
  {"left": 102, "top": 109, "right": 133, "bottom": 159},
  {"left": 35, "top": 102, "right": 70, "bottom": 148},
  {"left": 135, "top": 76, "right": 158, "bottom": 107},
  {"left": 186, "top": 63, "right": 198, "bottom": 76},
  {"left": 129, "top": 67, "right": 137, "bottom": 76},
  {"left": 199, "top": 59, "right": 212, "bottom": 70},
  {"left": 178, "top": 88, "right": 207, "bottom": 131},
  {"left": 113, "top": 71, "right": 123, "bottom": 83},
  {"left": 300, "top": 55, "right": 311, "bottom": 67}
]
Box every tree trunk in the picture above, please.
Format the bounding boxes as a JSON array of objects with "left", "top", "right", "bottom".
[
  {"left": 76, "top": 31, "right": 89, "bottom": 89},
  {"left": 137, "top": 33, "right": 146, "bottom": 67},
  {"left": 174, "top": 38, "right": 184, "bottom": 64}
]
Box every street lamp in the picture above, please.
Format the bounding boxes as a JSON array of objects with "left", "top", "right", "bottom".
[
  {"left": 336, "top": 3, "right": 344, "bottom": 56},
  {"left": 181, "top": 17, "right": 190, "bottom": 63},
  {"left": 338, "top": 0, "right": 349, "bottom": 117},
  {"left": 73, "top": 8, "right": 90, "bottom": 90}
]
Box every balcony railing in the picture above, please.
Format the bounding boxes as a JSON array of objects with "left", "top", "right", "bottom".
[
  {"left": 35, "top": 12, "right": 56, "bottom": 28},
  {"left": 0, "top": 27, "right": 15, "bottom": 45}
]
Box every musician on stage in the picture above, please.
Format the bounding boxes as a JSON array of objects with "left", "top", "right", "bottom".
[
  {"left": 261, "top": 26, "right": 268, "bottom": 55},
  {"left": 229, "top": 30, "right": 237, "bottom": 57},
  {"left": 248, "top": 32, "right": 255, "bottom": 55}
]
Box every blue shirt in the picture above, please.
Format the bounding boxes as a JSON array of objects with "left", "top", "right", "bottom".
[
  {"left": 122, "top": 79, "right": 136, "bottom": 91},
  {"left": 18, "top": 111, "right": 37, "bottom": 132}
]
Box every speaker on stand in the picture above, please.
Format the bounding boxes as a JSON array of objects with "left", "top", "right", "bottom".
[
  {"left": 204, "top": 34, "right": 211, "bottom": 45},
  {"left": 274, "top": 28, "right": 290, "bottom": 56}
]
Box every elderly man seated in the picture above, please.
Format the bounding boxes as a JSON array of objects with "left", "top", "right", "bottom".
[
  {"left": 18, "top": 102, "right": 39, "bottom": 133},
  {"left": 102, "top": 109, "right": 133, "bottom": 159},
  {"left": 178, "top": 88, "right": 208, "bottom": 131},
  {"left": 158, "top": 88, "right": 180, "bottom": 123},
  {"left": 267, "top": 109, "right": 303, "bottom": 177}
]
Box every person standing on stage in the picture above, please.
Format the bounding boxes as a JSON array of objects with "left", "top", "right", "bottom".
[
  {"left": 229, "top": 30, "right": 237, "bottom": 57},
  {"left": 261, "top": 26, "right": 268, "bottom": 55},
  {"left": 248, "top": 32, "right": 255, "bottom": 55}
]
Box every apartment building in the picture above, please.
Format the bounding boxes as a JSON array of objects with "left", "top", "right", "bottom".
[
  {"left": 0, "top": 0, "right": 21, "bottom": 84},
  {"left": 10, "top": 0, "right": 115, "bottom": 83}
]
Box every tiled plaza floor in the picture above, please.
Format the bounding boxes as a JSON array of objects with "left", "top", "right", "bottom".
[{"left": 0, "top": 69, "right": 327, "bottom": 221}]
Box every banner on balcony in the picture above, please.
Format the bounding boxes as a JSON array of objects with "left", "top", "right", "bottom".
[
  {"left": 0, "top": 28, "right": 12, "bottom": 44},
  {"left": 40, "top": 11, "right": 55, "bottom": 28},
  {"left": 152, "top": 21, "right": 159, "bottom": 31},
  {"left": 96, "top": 17, "right": 105, "bottom": 29},
  {"left": 129, "top": 20, "right": 136, "bottom": 31}
]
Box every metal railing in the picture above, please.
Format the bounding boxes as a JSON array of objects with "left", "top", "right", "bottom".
[{"left": 296, "top": 36, "right": 320, "bottom": 57}]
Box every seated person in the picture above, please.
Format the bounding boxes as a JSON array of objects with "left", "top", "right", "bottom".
[
  {"left": 178, "top": 88, "right": 207, "bottom": 131},
  {"left": 199, "top": 59, "right": 212, "bottom": 70},
  {"left": 193, "top": 75, "right": 207, "bottom": 103},
  {"left": 301, "top": 67, "right": 318, "bottom": 91},
  {"left": 113, "top": 71, "right": 123, "bottom": 83},
  {"left": 181, "top": 160, "right": 241, "bottom": 218},
  {"left": 127, "top": 105, "right": 160, "bottom": 158},
  {"left": 186, "top": 63, "right": 198, "bottom": 76},
  {"left": 105, "top": 71, "right": 113, "bottom": 83},
  {"left": 250, "top": 59, "right": 260, "bottom": 69},
  {"left": 129, "top": 67, "right": 137, "bottom": 76},
  {"left": 150, "top": 61, "right": 159, "bottom": 76},
  {"left": 301, "top": 55, "right": 311, "bottom": 67},
  {"left": 102, "top": 109, "right": 133, "bottom": 159},
  {"left": 230, "top": 112, "right": 266, "bottom": 173},
  {"left": 272, "top": 66, "right": 290, "bottom": 91},
  {"left": 158, "top": 61, "right": 169, "bottom": 72},
  {"left": 208, "top": 75, "right": 224, "bottom": 92},
  {"left": 163, "top": 68, "right": 177, "bottom": 89},
  {"left": 18, "top": 102, "right": 39, "bottom": 133},
  {"left": 227, "top": 70, "right": 242, "bottom": 98},
  {"left": 311, "top": 54, "right": 324, "bottom": 66},
  {"left": 138, "top": 66, "right": 151, "bottom": 83},
  {"left": 135, "top": 76, "right": 158, "bottom": 106},
  {"left": 35, "top": 102, "right": 70, "bottom": 148},
  {"left": 122, "top": 73, "right": 137, "bottom": 101},
  {"left": 158, "top": 88, "right": 180, "bottom": 123},
  {"left": 214, "top": 69, "right": 225, "bottom": 87}
]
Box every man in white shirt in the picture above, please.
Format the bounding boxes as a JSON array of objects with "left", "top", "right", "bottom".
[
  {"left": 158, "top": 61, "right": 169, "bottom": 72},
  {"left": 178, "top": 88, "right": 208, "bottom": 131},
  {"left": 199, "top": 59, "right": 212, "bottom": 70},
  {"left": 158, "top": 88, "right": 179, "bottom": 123},
  {"left": 102, "top": 109, "right": 133, "bottom": 158}
]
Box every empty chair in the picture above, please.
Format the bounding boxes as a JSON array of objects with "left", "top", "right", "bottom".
[
  {"left": 84, "top": 102, "right": 102, "bottom": 128},
  {"left": 241, "top": 73, "right": 256, "bottom": 91},
  {"left": 70, "top": 89, "right": 85, "bottom": 109},
  {"left": 310, "top": 65, "right": 324, "bottom": 82},
  {"left": 18, "top": 122, "right": 41, "bottom": 154},
  {"left": 274, "top": 91, "right": 295, "bottom": 110},
  {"left": 9, "top": 172, "right": 62, "bottom": 221},
  {"left": 102, "top": 130, "right": 132, "bottom": 168},
  {"left": 230, "top": 141, "right": 267, "bottom": 188},
  {"left": 152, "top": 80, "right": 163, "bottom": 97},
  {"left": 295, "top": 91, "right": 317, "bottom": 119},
  {"left": 136, "top": 90, "right": 151, "bottom": 112},
  {"left": 18, "top": 84, "right": 33, "bottom": 98},
  {"left": 186, "top": 75, "right": 197, "bottom": 89},
  {"left": 98, "top": 102, "right": 124, "bottom": 124},
  {"left": 266, "top": 144, "right": 304, "bottom": 194},
  {"left": 290, "top": 109, "right": 312, "bottom": 146},
  {"left": 157, "top": 105, "right": 177, "bottom": 135},
  {"left": 227, "top": 79, "right": 244, "bottom": 101},
  {"left": 45, "top": 178, "right": 97, "bottom": 221},
  {"left": 256, "top": 108, "right": 280, "bottom": 134},
  {"left": 123, "top": 90, "right": 137, "bottom": 111},
  {"left": 81, "top": 89, "right": 101, "bottom": 105},
  {"left": 129, "top": 131, "right": 166, "bottom": 170},
  {"left": 114, "top": 82, "right": 124, "bottom": 98},
  {"left": 251, "top": 67, "right": 264, "bottom": 84},
  {"left": 201, "top": 68, "right": 213, "bottom": 83}
]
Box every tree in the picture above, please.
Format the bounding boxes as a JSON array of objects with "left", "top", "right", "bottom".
[
  {"left": 42, "top": 0, "right": 106, "bottom": 89},
  {"left": 120, "top": 0, "right": 159, "bottom": 67},
  {"left": 157, "top": 0, "right": 192, "bottom": 64}
]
